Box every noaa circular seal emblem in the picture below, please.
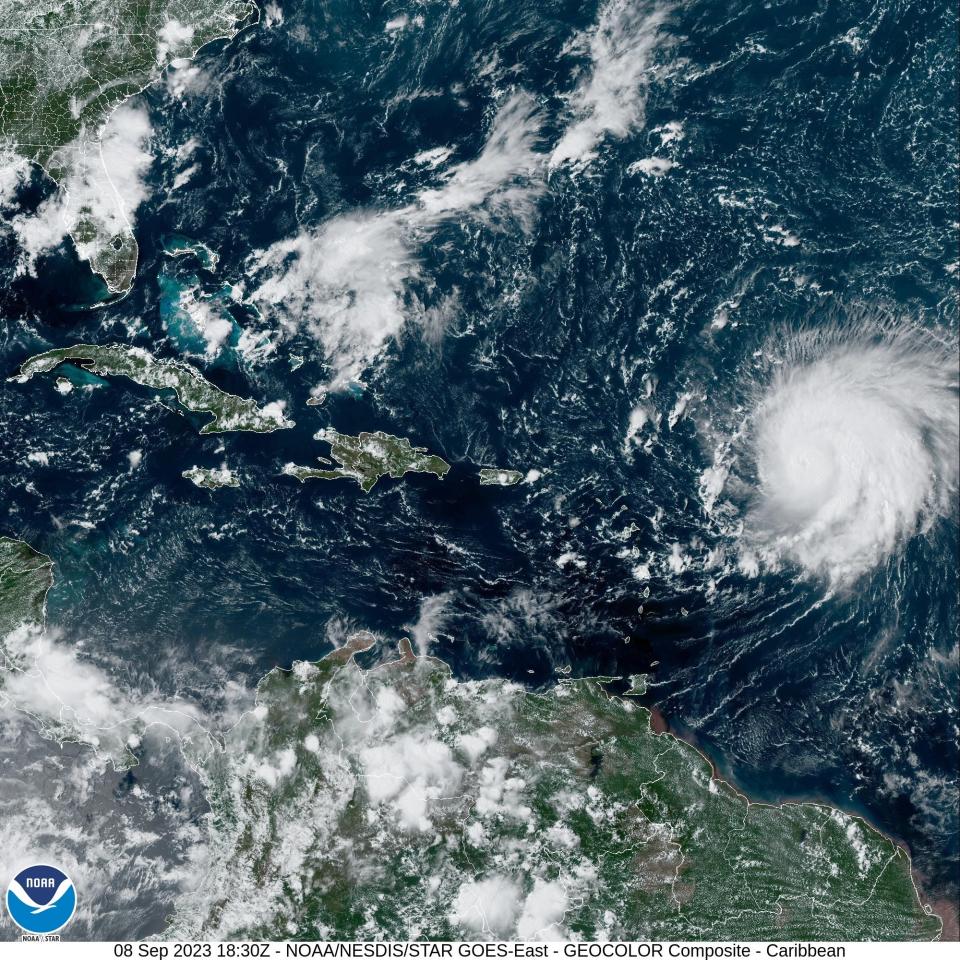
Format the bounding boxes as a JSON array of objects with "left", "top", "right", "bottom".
[{"left": 6, "top": 864, "right": 77, "bottom": 935}]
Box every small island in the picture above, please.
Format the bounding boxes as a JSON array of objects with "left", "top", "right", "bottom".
[
  {"left": 13, "top": 344, "right": 294, "bottom": 435},
  {"left": 183, "top": 465, "right": 240, "bottom": 490},
  {"left": 479, "top": 467, "right": 523, "bottom": 486},
  {"left": 283, "top": 429, "right": 450, "bottom": 492}
]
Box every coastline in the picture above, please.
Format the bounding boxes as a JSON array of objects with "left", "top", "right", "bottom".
[{"left": 644, "top": 702, "right": 952, "bottom": 940}]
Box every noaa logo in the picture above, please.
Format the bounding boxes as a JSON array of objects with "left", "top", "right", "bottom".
[{"left": 6, "top": 865, "right": 77, "bottom": 935}]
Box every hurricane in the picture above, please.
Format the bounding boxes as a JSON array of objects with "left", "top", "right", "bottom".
[{"left": 735, "top": 328, "right": 959, "bottom": 582}]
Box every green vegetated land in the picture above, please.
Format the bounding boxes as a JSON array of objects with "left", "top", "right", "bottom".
[
  {"left": 479, "top": 467, "right": 523, "bottom": 486},
  {"left": 0, "top": 540, "right": 944, "bottom": 940},
  {"left": 14, "top": 342, "right": 293, "bottom": 433},
  {"left": 183, "top": 465, "right": 239, "bottom": 489},
  {"left": 169, "top": 634, "right": 942, "bottom": 941},
  {"left": 284, "top": 429, "right": 450, "bottom": 492},
  {"left": 0, "top": 1, "right": 255, "bottom": 162},
  {"left": 0, "top": 536, "right": 56, "bottom": 717},
  {"left": 0, "top": 1, "right": 255, "bottom": 290},
  {"left": 0, "top": 536, "right": 52, "bottom": 640}
]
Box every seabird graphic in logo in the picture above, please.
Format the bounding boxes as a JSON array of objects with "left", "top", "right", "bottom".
[{"left": 6, "top": 864, "right": 77, "bottom": 935}]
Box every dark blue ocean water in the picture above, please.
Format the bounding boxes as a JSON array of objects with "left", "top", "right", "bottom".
[{"left": 1, "top": 0, "right": 957, "bottom": 907}]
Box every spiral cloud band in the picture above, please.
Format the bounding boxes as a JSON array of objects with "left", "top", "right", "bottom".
[{"left": 743, "top": 334, "right": 958, "bottom": 582}]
